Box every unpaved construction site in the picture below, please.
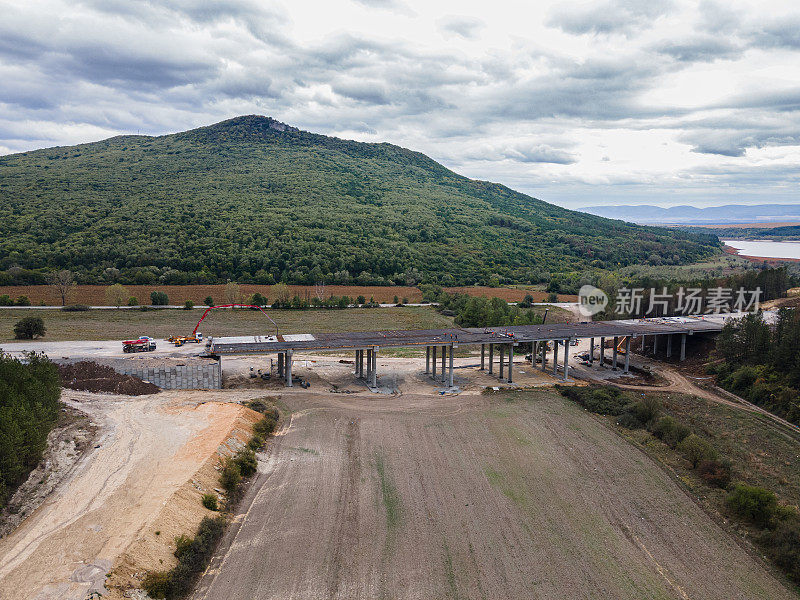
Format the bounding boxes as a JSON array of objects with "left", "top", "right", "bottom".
[{"left": 1, "top": 329, "right": 798, "bottom": 600}]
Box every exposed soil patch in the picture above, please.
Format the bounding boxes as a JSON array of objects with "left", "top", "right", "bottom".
[
  {"left": 0, "top": 404, "right": 98, "bottom": 538},
  {"left": 58, "top": 361, "right": 160, "bottom": 395}
]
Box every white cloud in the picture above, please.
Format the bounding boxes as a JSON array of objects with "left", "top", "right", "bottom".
[{"left": 0, "top": 0, "right": 799, "bottom": 208}]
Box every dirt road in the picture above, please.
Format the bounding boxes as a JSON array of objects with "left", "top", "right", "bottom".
[
  {"left": 0, "top": 390, "right": 255, "bottom": 600},
  {"left": 193, "top": 389, "right": 796, "bottom": 600}
]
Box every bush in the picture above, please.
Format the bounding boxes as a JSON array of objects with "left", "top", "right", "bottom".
[
  {"left": 142, "top": 516, "right": 226, "bottom": 599},
  {"left": 204, "top": 296, "right": 213, "bottom": 306},
  {"left": 697, "top": 459, "right": 732, "bottom": 488},
  {"left": 616, "top": 412, "right": 644, "bottom": 429},
  {"left": 558, "top": 385, "right": 630, "bottom": 416},
  {"left": 759, "top": 515, "right": 800, "bottom": 583},
  {"left": 151, "top": 291, "right": 169, "bottom": 305},
  {"left": 726, "top": 484, "right": 778, "bottom": 528},
  {"left": 201, "top": 493, "right": 218, "bottom": 511},
  {"left": 677, "top": 433, "right": 717, "bottom": 468},
  {"left": 127, "top": 296, "right": 139, "bottom": 306},
  {"left": 220, "top": 459, "right": 242, "bottom": 494},
  {"left": 357, "top": 295, "right": 366, "bottom": 305},
  {"left": 62, "top": 304, "right": 89, "bottom": 311},
  {"left": 183, "top": 300, "right": 194, "bottom": 310},
  {"left": 253, "top": 416, "right": 277, "bottom": 437},
  {"left": 0, "top": 294, "right": 12, "bottom": 306},
  {"left": 628, "top": 397, "right": 661, "bottom": 426},
  {"left": 248, "top": 434, "right": 264, "bottom": 450},
  {"left": 234, "top": 448, "right": 258, "bottom": 477},
  {"left": 14, "top": 316, "right": 46, "bottom": 339},
  {"left": 14, "top": 296, "right": 31, "bottom": 306}
]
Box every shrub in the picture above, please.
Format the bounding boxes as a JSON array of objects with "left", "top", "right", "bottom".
[
  {"left": 726, "top": 484, "right": 778, "bottom": 528},
  {"left": 759, "top": 515, "right": 800, "bottom": 583},
  {"left": 150, "top": 291, "right": 169, "bottom": 305},
  {"left": 616, "top": 412, "right": 644, "bottom": 429},
  {"left": 14, "top": 316, "right": 46, "bottom": 339},
  {"left": 652, "top": 415, "right": 691, "bottom": 448},
  {"left": 0, "top": 294, "right": 12, "bottom": 306},
  {"left": 14, "top": 296, "right": 31, "bottom": 306},
  {"left": 697, "top": 459, "right": 732, "bottom": 488},
  {"left": 629, "top": 397, "right": 661, "bottom": 426},
  {"left": 203, "top": 296, "right": 213, "bottom": 306},
  {"left": 253, "top": 416, "right": 277, "bottom": 437},
  {"left": 357, "top": 295, "right": 366, "bottom": 305},
  {"left": 234, "top": 449, "right": 258, "bottom": 477},
  {"left": 220, "top": 459, "right": 241, "bottom": 494},
  {"left": 677, "top": 433, "right": 717, "bottom": 468},
  {"left": 183, "top": 300, "right": 194, "bottom": 310},
  {"left": 201, "top": 493, "right": 218, "bottom": 511},
  {"left": 248, "top": 434, "right": 264, "bottom": 450},
  {"left": 62, "top": 304, "right": 89, "bottom": 311},
  {"left": 127, "top": 296, "right": 139, "bottom": 306}
]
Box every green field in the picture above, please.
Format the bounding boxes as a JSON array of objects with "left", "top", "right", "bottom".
[{"left": 0, "top": 306, "right": 455, "bottom": 343}]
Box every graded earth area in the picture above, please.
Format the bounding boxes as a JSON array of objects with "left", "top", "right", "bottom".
[{"left": 194, "top": 388, "right": 796, "bottom": 600}]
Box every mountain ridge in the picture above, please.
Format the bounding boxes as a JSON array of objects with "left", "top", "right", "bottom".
[{"left": 0, "top": 115, "right": 718, "bottom": 286}]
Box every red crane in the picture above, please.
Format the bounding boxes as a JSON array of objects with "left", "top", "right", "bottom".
[{"left": 192, "top": 304, "right": 279, "bottom": 336}]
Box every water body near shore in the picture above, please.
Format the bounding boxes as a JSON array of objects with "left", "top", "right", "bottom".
[{"left": 723, "top": 239, "right": 800, "bottom": 260}]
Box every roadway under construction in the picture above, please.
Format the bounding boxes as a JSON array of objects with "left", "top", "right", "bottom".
[{"left": 206, "top": 313, "right": 744, "bottom": 389}]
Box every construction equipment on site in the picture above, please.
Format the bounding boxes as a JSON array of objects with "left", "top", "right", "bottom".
[
  {"left": 616, "top": 336, "right": 630, "bottom": 354},
  {"left": 122, "top": 336, "right": 157, "bottom": 353},
  {"left": 167, "top": 304, "right": 278, "bottom": 346}
]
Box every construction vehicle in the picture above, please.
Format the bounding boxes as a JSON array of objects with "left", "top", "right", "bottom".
[
  {"left": 167, "top": 304, "right": 278, "bottom": 347},
  {"left": 122, "top": 336, "right": 157, "bottom": 353},
  {"left": 167, "top": 332, "right": 203, "bottom": 347}
]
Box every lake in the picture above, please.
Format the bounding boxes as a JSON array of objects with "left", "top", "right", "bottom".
[{"left": 723, "top": 239, "right": 800, "bottom": 260}]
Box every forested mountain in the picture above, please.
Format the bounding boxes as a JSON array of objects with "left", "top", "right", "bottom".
[{"left": 0, "top": 116, "right": 718, "bottom": 286}]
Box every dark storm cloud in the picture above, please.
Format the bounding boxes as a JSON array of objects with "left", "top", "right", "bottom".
[{"left": 547, "top": 0, "right": 673, "bottom": 36}]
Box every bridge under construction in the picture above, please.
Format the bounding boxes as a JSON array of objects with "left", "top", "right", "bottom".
[{"left": 205, "top": 313, "right": 748, "bottom": 389}]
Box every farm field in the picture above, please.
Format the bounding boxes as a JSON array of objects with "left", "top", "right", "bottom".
[
  {"left": 0, "top": 284, "right": 577, "bottom": 307},
  {"left": 0, "top": 306, "right": 457, "bottom": 344},
  {"left": 194, "top": 388, "right": 795, "bottom": 600}
]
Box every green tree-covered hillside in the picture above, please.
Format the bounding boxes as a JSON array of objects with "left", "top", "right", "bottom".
[{"left": 0, "top": 115, "right": 719, "bottom": 285}]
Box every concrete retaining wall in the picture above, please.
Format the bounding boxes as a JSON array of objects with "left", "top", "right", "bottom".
[{"left": 114, "top": 361, "right": 222, "bottom": 390}]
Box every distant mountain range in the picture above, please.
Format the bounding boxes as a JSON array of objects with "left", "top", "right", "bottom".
[{"left": 581, "top": 204, "right": 800, "bottom": 225}]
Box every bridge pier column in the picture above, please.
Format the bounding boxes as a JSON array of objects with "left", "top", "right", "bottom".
[
  {"left": 441, "top": 345, "right": 447, "bottom": 383},
  {"left": 371, "top": 346, "right": 378, "bottom": 388},
  {"left": 612, "top": 336, "right": 619, "bottom": 370},
  {"left": 666, "top": 334, "right": 673, "bottom": 358},
  {"left": 541, "top": 341, "right": 547, "bottom": 371},
  {"left": 653, "top": 335, "right": 659, "bottom": 355},
  {"left": 448, "top": 344, "right": 454, "bottom": 388},
  {"left": 499, "top": 344, "right": 505, "bottom": 380},
  {"left": 600, "top": 337, "right": 605, "bottom": 367},
  {"left": 432, "top": 346, "right": 437, "bottom": 380},
  {"left": 480, "top": 344, "right": 485, "bottom": 370},
  {"left": 508, "top": 344, "right": 514, "bottom": 384},
  {"left": 624, "top": 337, "right": 631, "bottom": 374},
  {"left": 680, "top": 333, "right": 687, "bottom": 361},
  {"left": 641, "top": 335, "right": 646, "bottom": 351},
  {"left": 425, "top": 346, "right": 430, "bottom": 374},
  {"left": 488, "top": 343, "right": 494, "bottom": 375},
  {"left": 553, "top": 340, "right": 559, "bottom": 376},
  {"left": 563, "top": 339, "right": 570, "bottom": 381},
  {"left": 285, "top": 349, "right": 293, "bottom": 387},
  {"left": 277, "top": 352, "right": 284, "bottom": 378},
  {"left": 589, "top": 338, "right": 594, "bottom": 365}
]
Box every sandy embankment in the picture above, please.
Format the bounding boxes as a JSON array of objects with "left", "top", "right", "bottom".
[{"left": 0, "top": 389, "right": 261, "bottom": 600}]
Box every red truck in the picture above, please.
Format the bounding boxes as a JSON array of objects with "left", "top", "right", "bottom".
[{"left": 122, "top": 336, "right": 157, "bottom": 353}]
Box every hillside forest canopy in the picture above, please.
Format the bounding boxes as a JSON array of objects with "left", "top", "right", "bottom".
[{"left": 0, "top": 116, "right": 719, "bottom": 287}]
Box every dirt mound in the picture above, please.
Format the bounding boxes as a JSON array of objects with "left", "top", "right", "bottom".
[{"left": 59, "top": 361, "right": 159, "bottom": 395}]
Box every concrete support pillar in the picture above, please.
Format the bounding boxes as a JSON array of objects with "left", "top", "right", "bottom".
[
  {"left": 624, "top": 337, "right": 631, "bottom": 374},
  {"left": 285, "top": 349, "right": 293, "bottom": 387},
  {"left": 641, "top": 335, "right": 646, "bottom": 351},
  {"left": 508, "top": 344, "right": 514, "bottom": 384},
  {"left": 365, "top": 349, "right": 371, "bottom": 381},
  {"left": 425, "top": 346, "right": 430, "bottom": 374},
  {"left": 680, "top": 333, "right": 687, "bottom": 362},
  {"left": 499, "top": 344, "right": 505, "bottom": 380},
  {"left": 355, "top": 350, "right": 359, "bottom": 376},
  {"left": 562, "top": 339, "right": 570, "bottom": 382},
  {"left": 448, "top": 344, "right": 454, "bottom": 388},
  {"left": 553, "top": 340, "right": 559, "bottom": 376},
  {"left": 441, "top": 345, "right": 446, "bottom": 383},
  {"left": 653, "top": 335, "right": 659, "bottom": 355},
  {"left": 488, "top": 344, "right": 494, "bottom": 375},
  {"left": 666, "top": 334, "right": 673, "bottom": 358},
  {"left": 432, "top": 346, "right": 437, "bottom": 380},
  {"left": 589, "top": 338, "right": 594, "bottom": 365},
  {"left": 612, "top": 336, "right": 619, "bottom": 371},
  {"left": 541, "top": 341, "right": 547, "bottom": 371},
  {"left": 360, "top": 349, "right": 365, "bottom": 378},
  {"left": 600, "top": 337, "right": 605, "bottom": 367},
  {"left": 277, "top": 352, "right": 284, "bottom": 378},
  {"left": 371, "top": 347, "right": 378, "bottom": 388},
  {"left": 480, "top": 344, "right": 486, "bottom": 370}
]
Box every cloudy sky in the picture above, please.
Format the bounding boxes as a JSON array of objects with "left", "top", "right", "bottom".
[{"left": 1, "top": 0, "right": 799, "bottom": 209}]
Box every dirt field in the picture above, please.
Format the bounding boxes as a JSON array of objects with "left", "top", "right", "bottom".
[
  {"left": 0, "top": 306, "right": 456, "bottom": 343},
  {"left": 0, "top": 284, "right": 576, "bottom": 306},
  {"left": 193, "top": 388, "right": 796, "bottom": 600},
  {"left": 0, "top": 389, "right": 261, "bottom": 600}
]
